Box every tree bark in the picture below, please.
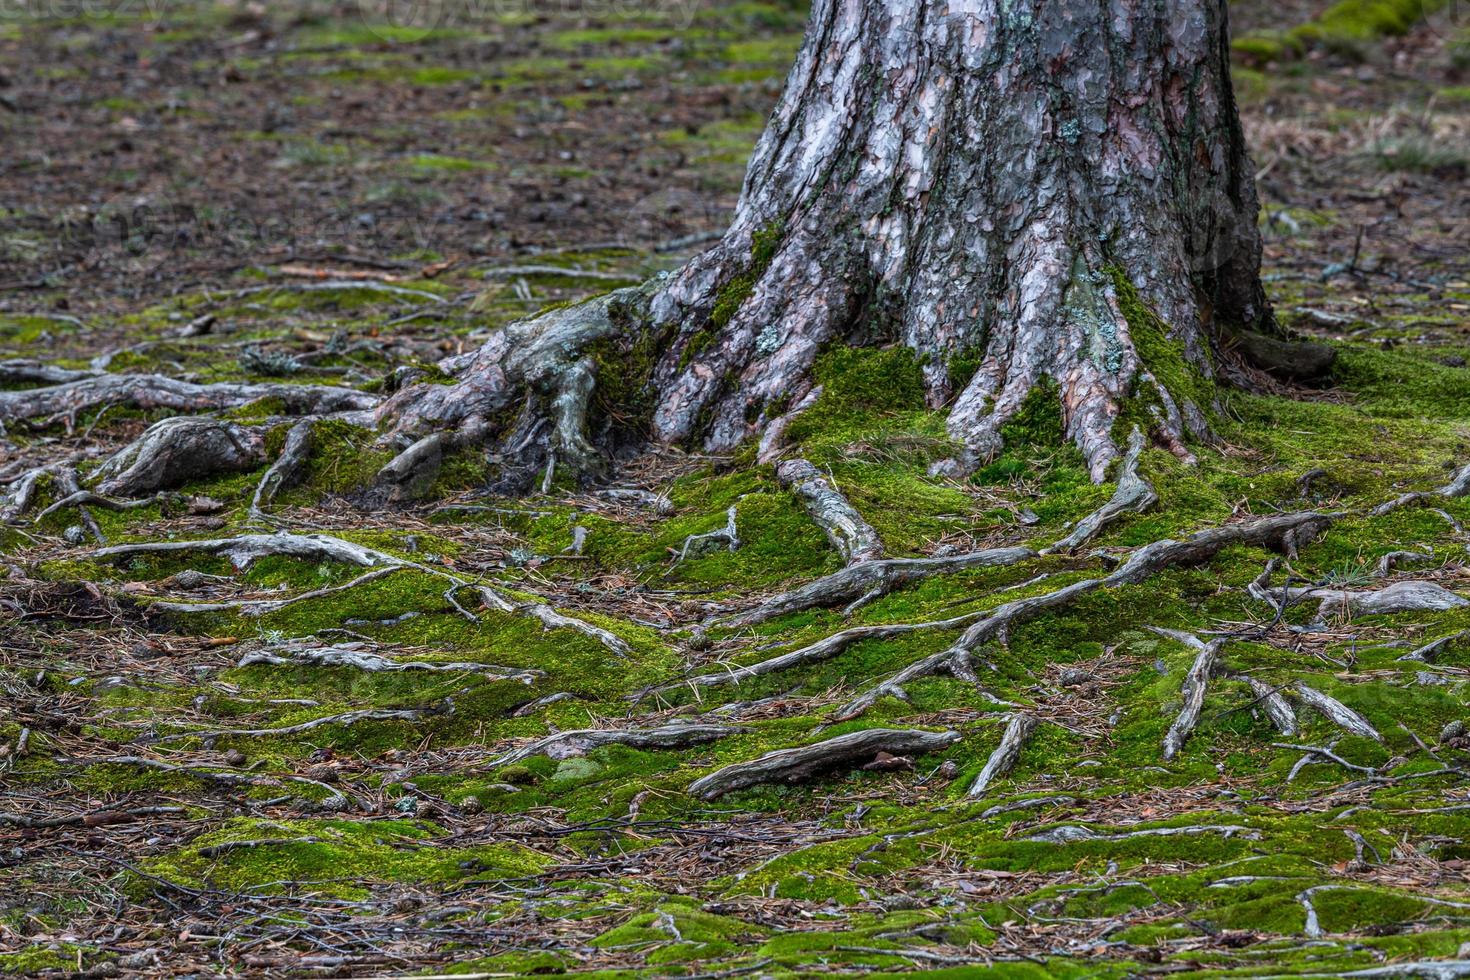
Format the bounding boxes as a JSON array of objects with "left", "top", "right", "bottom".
[
  {"left": 14, "top": 0, "right": 1278, "bottom": 493},
  {"left": 382, "top": 0, "right": 1271, "bottom": 484}
]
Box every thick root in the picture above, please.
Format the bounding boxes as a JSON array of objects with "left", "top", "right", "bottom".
[
  {"left": 486, "top": 723, "right": 742, "bottom": 770},
  {"left": 0, "top": 373, "right": 378, "bottom": 428},
  {"left": 967, "top": 712, "right": 1038, "bottom": 798},
  {"left": 94, "top": 417, "right": 268, "bottom": 496},
  {"left": 1044, "top": 428, "right": 1158, "bottom": 554},
  {"left": 777, "top": 458, "right": 884, "bottom": 564},
  {"left": 687, "top": 728, "right": 959, "bottom": 800},
  {"left": 717, "top": 546, "right": 1035, "bottom": 629}
]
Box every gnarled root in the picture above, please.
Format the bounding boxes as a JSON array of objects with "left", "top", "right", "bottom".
[
  {"left": 1044, "top": 428, "right": 1158, "bottom": 554},
  {"left": 687, "top": 728, "right": 959, "bottom": 800},
  {"left": 833, "top": 510, "right": 1335, "bottom": 721},
  {"left": 486, "top": 723, "right": 743, "bottom": 770},
  {"left": 375, "top": 284, "right": 658, "bottom": 490},
  {"left": 94, "top": 417, "right": 268, "bottom": 496},
  {"left": 0, "top": 372, "right": 378, "bottom": 429},
  {"left": 1162, "top": 638, "right": 1223, "bottom": 761},
  {"left": 717, "top": 546, "right": 1036, "bottom": 629},
  {"left": 967, "top": 712, "right": 1038, "bottom": 797},
  {"left": 92, "top": 531, "right": 632, "bottom": 657},
  {"left": 1293, "top": 683, "right": 1382, "bottom": 741}
]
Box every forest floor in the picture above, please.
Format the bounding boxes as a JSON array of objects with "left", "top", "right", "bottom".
[{"left": 3, "top": 0, "right": 1470, "bottom": 977}]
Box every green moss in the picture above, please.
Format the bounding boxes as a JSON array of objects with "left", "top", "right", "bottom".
[
  {"left": 709, "top": 222, "right": 783, "bottom": 329},
  {"left": 142, "top": 817, "right": 549, "bottom": 896},
  {"left": 1108, "top": 267, "right": 1215, "bottom": 445}
]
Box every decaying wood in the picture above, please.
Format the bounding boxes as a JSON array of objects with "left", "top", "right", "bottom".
[
  {"left": 718, "top": 546, "right": 1036, "bottom": 629},
  {"left": 687, "top": 728, "right": 959, "bottom": 800},
  {"left": 486, "top": 723, "right": 742, "bottom": 770},
  {"left": 967, "top": 712, "right": 1038, "bottom": 797},
  {"left": 1163, "top": 640, "right": 1223, "bottom": 760},
  {"left": 1294, "top": 683, "right": 1382, "bottom": 741},
  {"left": 776, "top": 458, "right": 884, "bottom": 564},
  {"left": 1044, "top": 429, "right": 1157, "bottom": 554}
]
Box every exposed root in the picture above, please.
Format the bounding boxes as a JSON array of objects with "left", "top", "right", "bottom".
[
  {"left": 717, "top": 546, "right": 1036, "bottom": 629},
  {"left": 148, "top": 567, "right": 406, "bottom": 617},
  {"left": 0, "top": 359, "right": 101, "bottom": 386},
  {"left": 1, "top": 465, "right": 56, "bottom": 521},
  {"left": 250, "top": 417, "right": 316, "bottom": 516},
  {"left": 776, "top": 458, "right": 884, "bottom": 564},
  {"left": 471, "top": 584, "right": 632, "bottom": 657},
  {"left": 1163, "top": 639, "right": 1224, "bottom": 760},
  {"left": 234, "top": 279, "right": 448, "bottom": 304},
  {"left": 486, "top": 723, "right": 742, "bottom": 770},
  {"left": 158, "top": 703, "right": 453, "bottom": 741},
  {"left": 967, "top": 712, "right": 1038, "bottom": 797},
  {"left": 595, "top": 488, "right": 675, "bottom": 514},
  {"left": 94, "top": 532, "right": 632, "bottom": 656},
  {"left": 94, "top": 532, "right": 389, "bottom": 570},
  {"left": 1278, "top": 742, "right": 1378, "bottom": 779},
  {"left": 1370, "top": 462, "right": 1470, "bottom": 516},
  {"left": 376, "top": 432, "right": 445, "bottom": 501},
  {"left": 94, "top": 417, "right": 268, "bottom": 496},
  {"left": 376, "top": 285, "right": 650, "bottom": 480},
  {"left": 1293, "top": 683, "right": 1382, "bottom": 741},
  {"left": 1252, "top": 576, "right": 1468, "bottom": 621},
  {"left": 0, "top": 372, "right": 378, "bottom": 427},
  {"left": 1244, "top": 677, "right": 1298, "bottom": 736},
  {"left": 1025, "top": 823, "right": 1258, "bottom": 844},
  {"left": 1043, "top": 428, "right": 1158, "bottom": 555},
  {"left": 237, "top": 641, "right": 543, "bottom": 682},
  {"left": 687, "top": 728, "right": 959, "bottom": 800},
  {"left": 1399, "top": 630, "right": 1469, "bottom": 663},
  {"left": 757, "top": 387, "right": 821, "bottom": 463},
  {"left": 35, "top": 489, "right": 164, "bottom": 520},
  {"left": 833, "top": 511, "right": 1334, "bottom": 720},
  {"left": 674, "top": 505, "right": 740, "bottom": 565},
  {"left": 649, "top": 609, "right": 991, "bottom": 698}
]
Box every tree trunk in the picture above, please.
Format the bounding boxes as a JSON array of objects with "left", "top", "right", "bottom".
[
  {"left": 381, "top": 0, "right": 1271, "bottom": 485},
  {"left": 30, "top": 0, "right": 1276, "bottom": 495}
]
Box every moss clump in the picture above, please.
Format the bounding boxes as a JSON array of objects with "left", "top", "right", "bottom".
[
  {"left": 1234, "top": 0, "right": 1444, "bottom": 63},
  {"left": 1107, "top": 267, "right": 1215, "bottom": 444},
  {"left": 142, "top": 817, "right": 550, "bottom": 897},
  {"left": 709, "top": 222, "right": 783, "bottom": 328}
]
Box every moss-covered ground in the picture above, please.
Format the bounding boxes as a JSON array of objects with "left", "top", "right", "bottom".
[{"left": 3, "top": 0, "right": 1470, "bottom": 977}]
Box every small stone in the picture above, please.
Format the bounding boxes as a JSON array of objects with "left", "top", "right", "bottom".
[
  {"left": 1440, "top": 719, "right": 1466, "bottom": 743},
  {"left": 1058, "top": 667, "right": 1093, "bottom": 687},
  {"left": 934, "top": 760, "right": 959, "bottom": 780},
  {"left": 222, "top": 749, "right": 246, "bottom": 766},
  {"left": 63, "top": 525, "right": 87, "bottom": 544}
]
